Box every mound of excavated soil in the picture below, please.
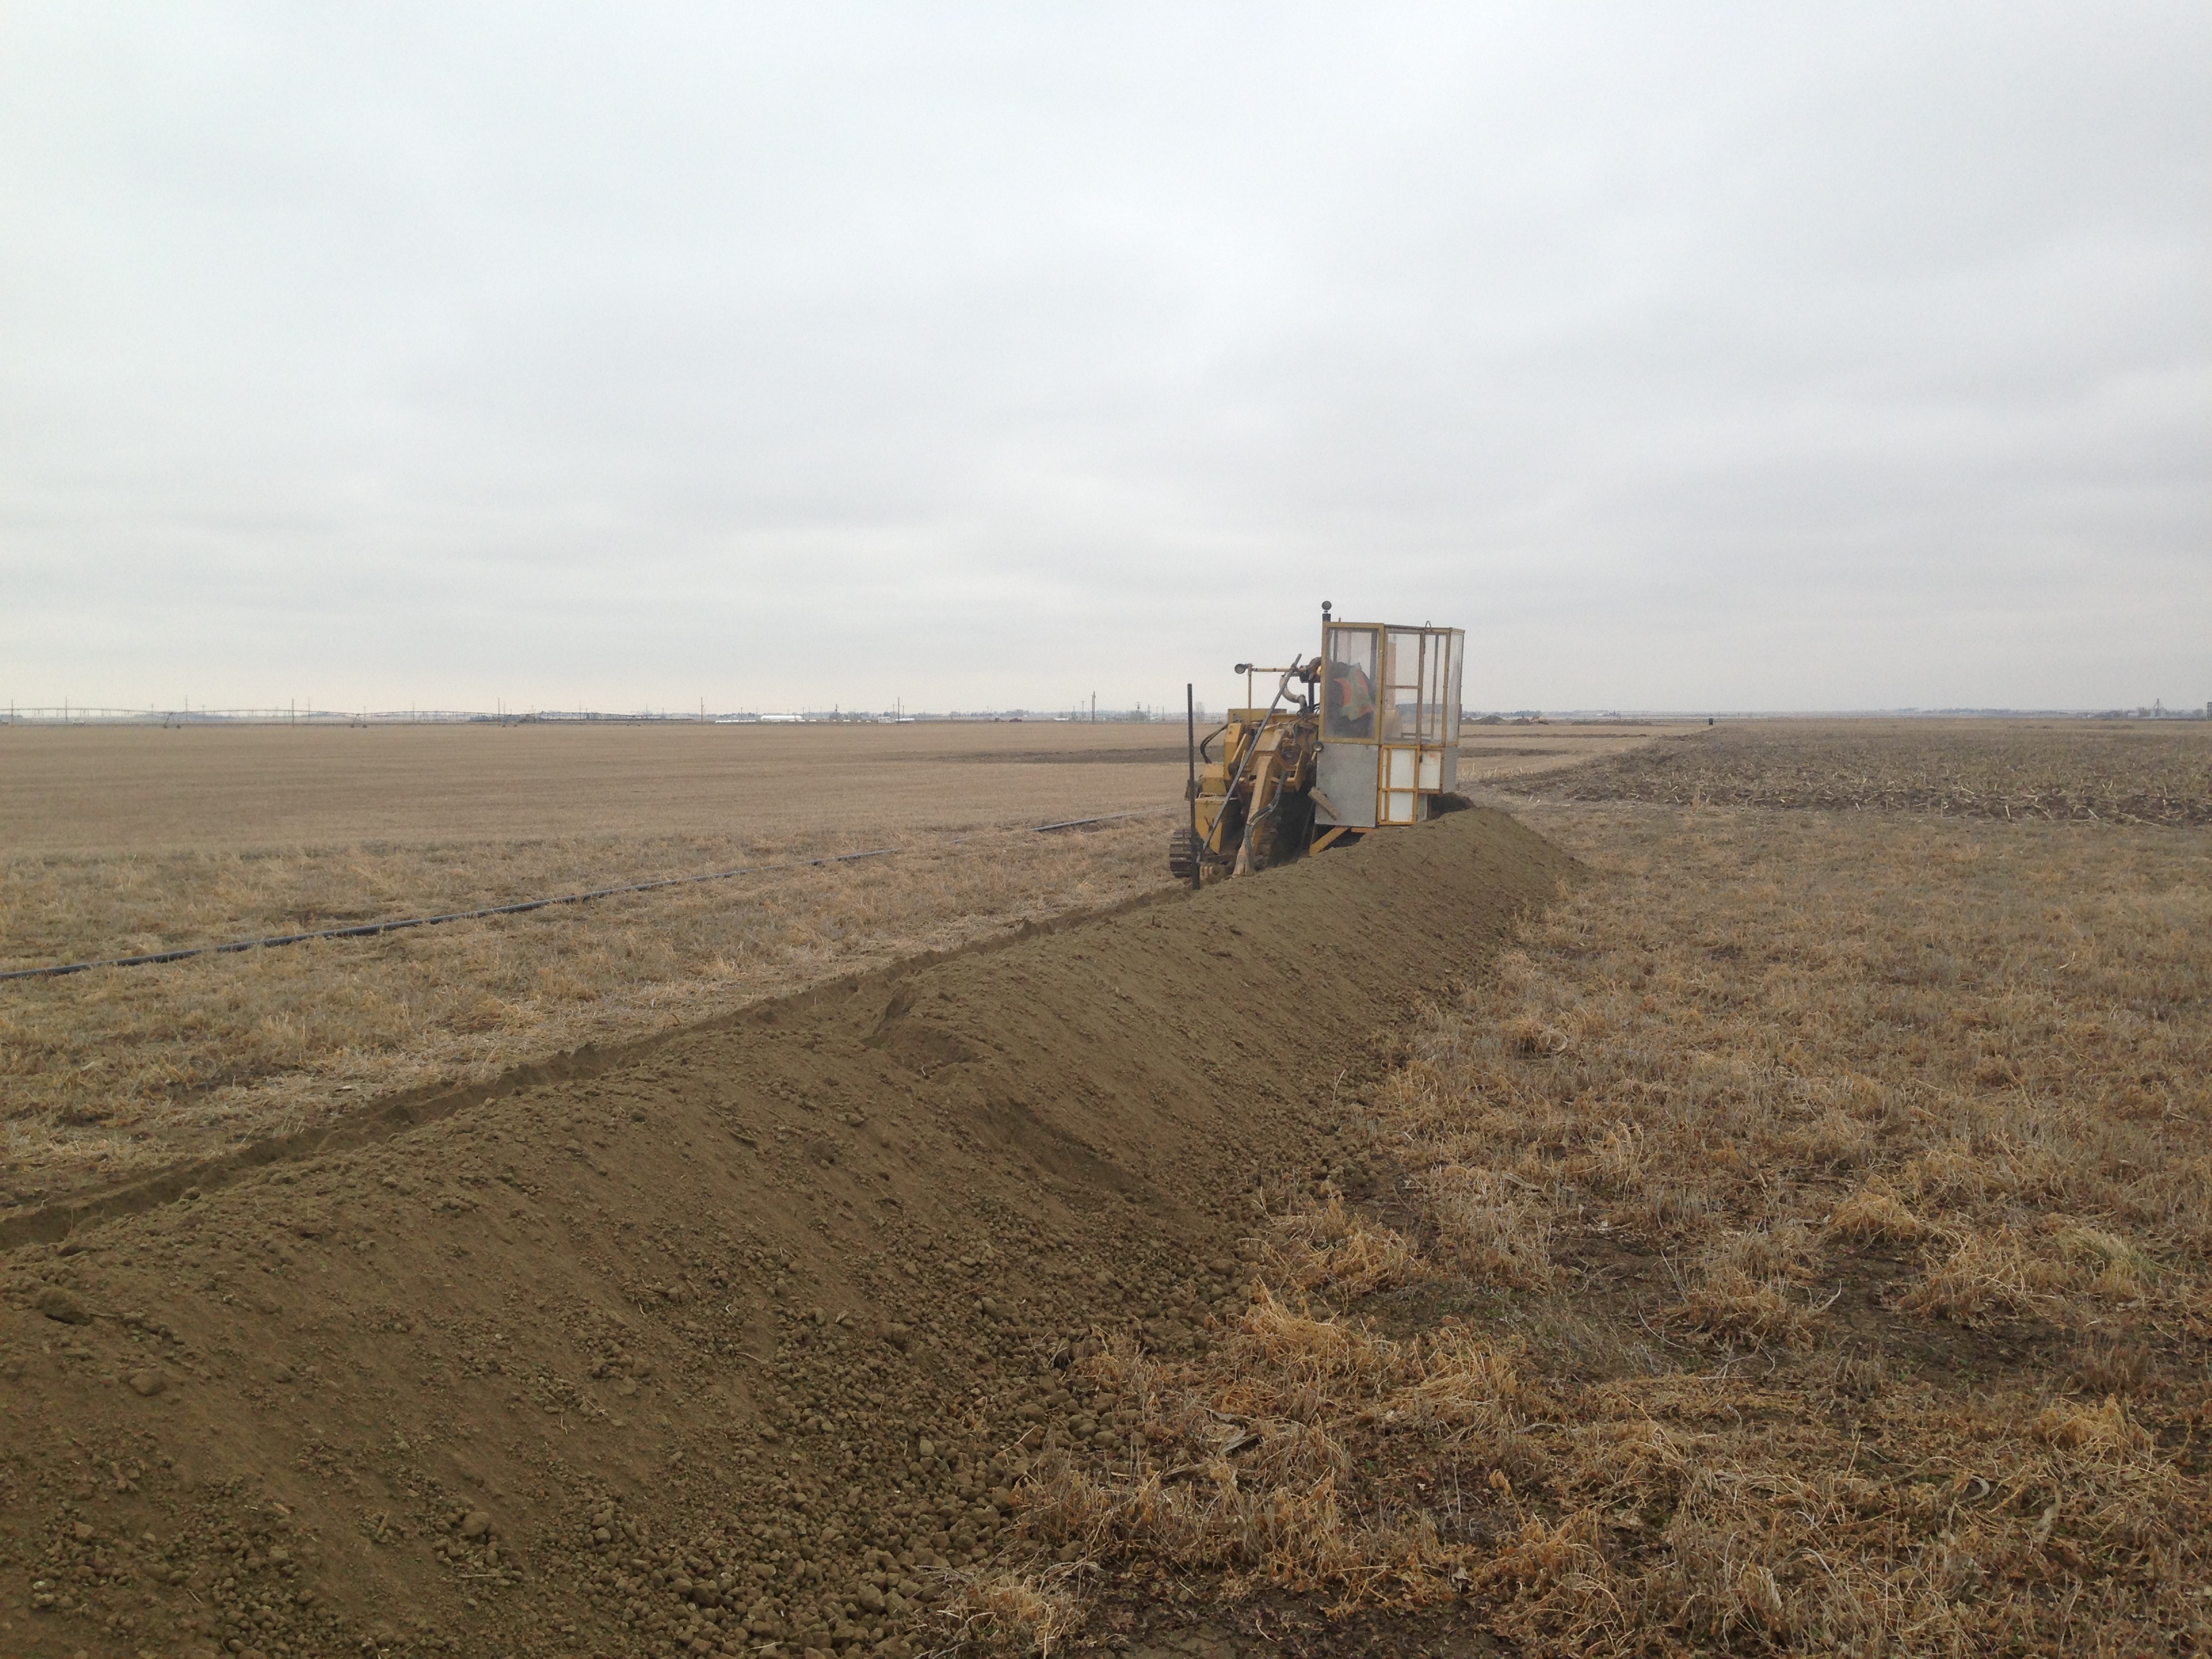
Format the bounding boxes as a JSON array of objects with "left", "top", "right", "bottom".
[{"left": 0, "top": 806, "right": 1575, "bottom": 1659}]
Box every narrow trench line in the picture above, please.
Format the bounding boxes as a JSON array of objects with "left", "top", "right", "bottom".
[{"left": 0, "top": 808, "right": 1179, "bottom": 984}]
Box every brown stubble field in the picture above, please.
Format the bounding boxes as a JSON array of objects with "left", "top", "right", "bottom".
[
  {"left": 0, "top": 721, "right": 1197, "bottom": 1202},
  {"left": 1, "top": 716, "right": 2207, "bottom": 1654},
  {"left": 1009, "top": 721, "right": 2212, "bottom": 1656},
  {"left": 0, "top": 719, "right": 1664, "bottom": 1212}
]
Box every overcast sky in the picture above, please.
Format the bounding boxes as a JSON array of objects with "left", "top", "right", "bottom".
[{"left": 3, "top": 3, "right": 2206, "bottom": 716}]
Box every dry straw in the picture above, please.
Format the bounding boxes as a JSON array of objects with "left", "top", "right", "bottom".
[{"left": 1002, "top": 724, "right": 2211, "bottom": 1654}]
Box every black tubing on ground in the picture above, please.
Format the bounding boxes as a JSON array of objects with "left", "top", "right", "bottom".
[
  {"left": 3, "top": 807, "right": 1187, "bottom": 984},
  {"left": 0, "top": 851, "right": 903, "bottom": 983}
]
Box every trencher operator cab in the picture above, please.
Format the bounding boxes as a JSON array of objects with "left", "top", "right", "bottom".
[{"left": 1170, "top": 602, "right": 1465, "bottom": 882}]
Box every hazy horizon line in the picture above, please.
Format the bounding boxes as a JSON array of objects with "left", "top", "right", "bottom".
[{"left": 4, "top": 703, "right": 2205, "bottom": 726}]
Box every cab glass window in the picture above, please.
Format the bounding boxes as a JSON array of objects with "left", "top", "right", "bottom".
[
  {"left": 1418, "top": 632, "right": 1448, "bottom": 742},
  {"left": 1383, "top": 630, "right": 1424, "bottom": 739},
  {"left": 1323, "top": 627, "right": 1378, "bottom": 739}
]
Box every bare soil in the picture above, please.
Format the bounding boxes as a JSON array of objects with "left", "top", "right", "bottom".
[
  {"left": 0, "top": 722, "right": 1196, "bottom": 856},
  {"left": 24, "top": 720, "right": 2188, "bottom": 1656},
  {"left": 0, "top": 721, "right": 1651, "bottom": 1206},
  {"left": 1537, "top": 718, "right": 2212, "bottom": 824},
  {"left": 0, "top": 806, "right": 1575, "bottom": 1659}
]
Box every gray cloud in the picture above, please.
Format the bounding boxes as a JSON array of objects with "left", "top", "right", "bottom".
[{"left": 3, "top": 2, "right": 2205, "bottom": 714}]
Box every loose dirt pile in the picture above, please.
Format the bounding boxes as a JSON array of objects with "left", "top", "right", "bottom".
[
  {"left": 1, "top": 816, "right": 1174, "bottom": 1204},
  {"left": 0, "top": 806, "right": 1576, "bottom": 1659}
]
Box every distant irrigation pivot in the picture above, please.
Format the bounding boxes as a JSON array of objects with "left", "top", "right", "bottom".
[{"left": 0, "top": 806, "right": 1177, "bottom": 983}]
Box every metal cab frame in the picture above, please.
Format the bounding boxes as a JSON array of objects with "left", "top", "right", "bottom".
[{"left": 1313, "top": 619, "right": 1464, "bottom": 831}]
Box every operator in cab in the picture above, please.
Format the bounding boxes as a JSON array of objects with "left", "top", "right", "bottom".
[{"left": 1325, "top": 653, "right": 1375, "bottom": 738}]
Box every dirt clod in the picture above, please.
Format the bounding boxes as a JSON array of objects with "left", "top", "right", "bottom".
[{"left": 36, "top": 1285, "right": 90, "bottom": 1322}]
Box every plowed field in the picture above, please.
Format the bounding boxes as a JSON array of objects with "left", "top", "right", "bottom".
[{"left": 1537, "top": 717, "right": 2212, "bottom": 823}]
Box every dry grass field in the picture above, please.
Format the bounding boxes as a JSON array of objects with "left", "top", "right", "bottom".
[
  {"left": 0, "top": 801, "right": 1567, "bottom": 1659},
  {"left": 0, "top": 722, "right": 1197, "bottom": 1204},
  {"left": 3, "top": 716, "right": 2206, "bottom": 1658},
  {"left": 1447, "top": 723, "right": 1666, "bottom": 787},
  {"left": 1008, "top": 722, "right": 2212, "bottom": 1656},
  {"left": 0, "top": 720, "right": 1661, "bottom": 1212},
  {"left": 0, "top": 720, "right": 1198, "bottom": 854}
]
